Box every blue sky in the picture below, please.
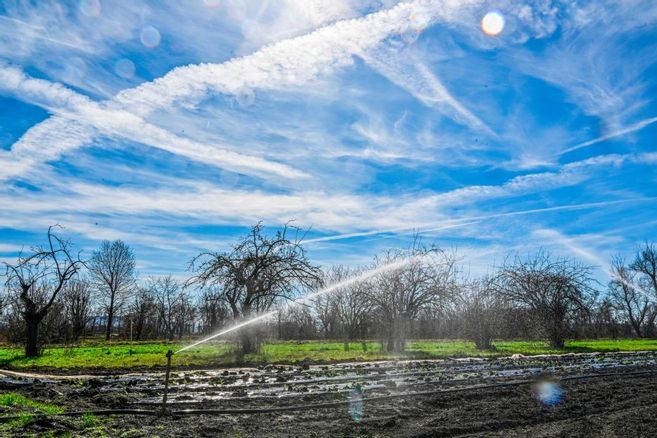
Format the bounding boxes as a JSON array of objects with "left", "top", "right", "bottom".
[{"left": 0, "top": 0, "right": 656, "bottom": 281}]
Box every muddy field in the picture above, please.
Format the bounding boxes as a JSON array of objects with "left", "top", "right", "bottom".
[{"left": 2, "top": 351, "right": 657, "bottom": 437}]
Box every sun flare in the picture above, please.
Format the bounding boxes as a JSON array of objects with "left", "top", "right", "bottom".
[{"left": 481, "top": 11, "right": 505, "bottom": 36}]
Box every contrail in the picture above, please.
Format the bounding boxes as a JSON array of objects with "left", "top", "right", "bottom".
[
  {"left": 559, "top": 115, "right": 657, "bottom": 156},
  {"left": 176, "top": 253, "right": 428, "bottom": 353},
  {"left": 305, "top": 198, "right": 654, "bottom": 244}
]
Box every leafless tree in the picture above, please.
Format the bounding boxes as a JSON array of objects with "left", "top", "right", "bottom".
[
  {"left": 173, "top": 288, "right": 195, "bottom": 339},
  {"left": 62, "top": 278, "right": 93, "bottom": 341},
  {"left": 460, "top": 278, "right": 503, "bottom": 350},
  {"left": 365, "top": 246, "right": 457, "bottom": 353},
  {"left": 126, "top": 286, "right": 157, "bottom": 340},
  {"left": 88, "top": 240, "right": 136, "bottom": 341},
  {"left": 197, "top": 288, "right": 229, "bottom": 334},
  {"left": 2, "top": 226, "right": 84, "bottom": 356},
  {"left": 609, "top": 255, "right": 655, "bottom": 338},
  {"left": 149, "top": 276, "right": 184, "bottom": 341},
  {"left": 630, "top": 243, "right": 657, "bottom": 299},
  {"left": 329, "top": 266, "right": 372, "bottom": 350},
  {"left": 491, "top": 251, "right": 595, "bottom": 348},
  {"left": 310, "top": 292, "right": 337, "bottom": 339},
  {"left": 187, "top": 223, "right": 321, "bottom": 354}
]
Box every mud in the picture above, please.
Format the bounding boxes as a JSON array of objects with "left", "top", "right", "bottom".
[{"left": 2, "top": 351, "right": 657, "bottom": 437}]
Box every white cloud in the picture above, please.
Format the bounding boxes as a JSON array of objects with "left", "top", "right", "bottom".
[{"left": 0, "top": 65, "right": 307, "bottom": 181}]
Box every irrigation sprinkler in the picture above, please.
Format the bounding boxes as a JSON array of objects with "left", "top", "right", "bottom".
[{"left": 160, "top": 350, "right": 174, "bottom": 416}]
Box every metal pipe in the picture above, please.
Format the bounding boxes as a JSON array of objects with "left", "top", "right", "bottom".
[{"left": 160, "top": 350, "right": 174, "bottom": 416}]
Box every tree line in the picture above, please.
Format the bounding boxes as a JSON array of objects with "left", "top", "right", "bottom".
[{"left": 2, "top": 224, "right": 657, "bottom": 357}]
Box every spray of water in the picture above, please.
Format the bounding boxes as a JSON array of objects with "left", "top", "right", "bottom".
[
  {"left": 176, "top": 253, "right": 427, "bottom": 353},
  {"left": 535, "top": 228, "right": 655, "bottom": 303}
]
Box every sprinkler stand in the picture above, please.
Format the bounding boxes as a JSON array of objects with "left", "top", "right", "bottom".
[{"left": 160, "top": 349, "right": 174, "bottom": 416}]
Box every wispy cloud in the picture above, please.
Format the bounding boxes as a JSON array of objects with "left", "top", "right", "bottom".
[
  {"left": 559, "top": 115, "right": 657, "bottom": 156},
  {"left": 0, "top": 64, "right": 307, "bottom": 180}
]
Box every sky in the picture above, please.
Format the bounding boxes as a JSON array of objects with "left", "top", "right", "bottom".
[{"left": 0, "top": 0, "right": 656, "bottom": 282}]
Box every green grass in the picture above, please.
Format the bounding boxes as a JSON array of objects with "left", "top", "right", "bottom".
[
  {"left": 1, "top": 338, "right": 657, "bottom": 370},
  {"left": 0, "top": 393, "right": 65, "bottom": 434},
  {"left": 0, "top": 393, "right": 63, "bottom": 415}
]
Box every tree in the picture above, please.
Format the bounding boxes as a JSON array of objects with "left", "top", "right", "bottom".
[
  {"left": 609, "top": 255, "right": 654, "bottom": 338},
  {"left": 149, "top": 276, "right": 183, "bottom": 341},
  {"left": 630, "top": 243, "right": 657, "bottom": 299},
  {"left": 461, "top": 279, "right": 503, "bottom": 350},
  {"left": 492, "top": 251, "right": 595, "bottom": 348},
  {"left": 365, "top": 245, "right": 457, "bottom": 353},
  {"left": 62, "top": 278, "right": 93, "bottom": 341},
  {"left": 310, "top": 292, "right": 337, "bottom": 339},
  {"left": 197, "top": 288, "right": 229, "bottom": 334},
  {"left": 127, "top": 287, "right": 157, "bottom": 341},
  {"left": 329, "top": 266, "right": 372, "bottom": 350},
  {"left": 188, "top": 223, "right": 321, "bottom": 355},
  {"left": 88, "top": 240, "right": 136, "bottom": 341},
  {"left": 2, "top": 226, "right": 84, "bottom": 357}
]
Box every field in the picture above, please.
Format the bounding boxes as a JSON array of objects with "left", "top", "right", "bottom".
[
  {"left": 1, "top": 347, "right": 657, "bottom": 436},
  {"left": 3, "top": 339, "right": 657, "bottom": 436},
  {"left": 2, "top": 338, "right": 657, "bottom": 370}
]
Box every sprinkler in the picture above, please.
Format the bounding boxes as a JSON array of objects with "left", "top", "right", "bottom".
[{"left": 160, "top": 350, "right": 174, "bottom": 416}]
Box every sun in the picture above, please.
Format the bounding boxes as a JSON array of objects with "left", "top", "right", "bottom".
[{"left": 481, "top": 11, "right": 505, "bottom": 36}]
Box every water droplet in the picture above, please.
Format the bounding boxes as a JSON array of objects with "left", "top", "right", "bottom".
[
  {"left": 235, "top": 88, "right": 255, "bottom": 107},
  {"left": 348, "top": 387, "right": 364, "bottom": 422},
  {"left": 140, "top": 26, "right": 161, "bottom": 48},
  {"left": 535, "top": 381, "right": 564, "bottom": 406},
  {"left": 114, "top": 59, "right": 135, "bottom": 79},
  {"left": 79, "top": 0, "right": 101, "bottom": 17},
  {"left": 400, "top": 28, "right": 421, "bottom": 45},
  {"left": 62, "top": 58, "right": 87, "bottom": 83},
  {"left": 203, "top": 0, "right": 222, "bottom": 8}
]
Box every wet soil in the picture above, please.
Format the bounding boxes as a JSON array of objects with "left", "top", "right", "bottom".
[{"left": 2, "top": 351, "right": 657, "bottom": 437}]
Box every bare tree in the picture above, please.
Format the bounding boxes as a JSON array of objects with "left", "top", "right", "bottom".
[
  {"left": 460, "top": 278, "right": 503, "bottom": 350},
  {"left": 197, "top": 288, "right": 229, "bottom": 334},
  {"left": 630, "top": 243, "right": 657, "bottom": 299},
  {"left": 329, "top": 266, "right": 372, "bottom": 350},
  {"left": 609, "top": 255, "right": 655, "bottom": 338},
  {"left": 62, "top": 278, "right": 93, "bottom": 341},
  {"left": 491, "top": 251, "right": 595, "bottom": 348},
  {"left": 366, "top": 246, "right": 457, "bottom": 353},
  {"left": 188, "top": 223, "right": 321, "bottom": 355},
  {"left": 88, "top": 240, "right": 136, "bottom": 341},
  {"left": 127, "top": 287, "right": 157, "bottom": 341},
  {"left": 310, "top": 292, "right": 337, "bottom": 339},
  {"left": 149, "top": 276, "right": 184, "bottom": 341},
  {"left": 2, "top": 226, "right": 84, "bottom": 357},
  {"left": 173, "top": 291, "right": 195, "bottom": 339}
]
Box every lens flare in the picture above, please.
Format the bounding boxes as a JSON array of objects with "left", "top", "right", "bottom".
[
  {"left": 235, "top": 88, "right": 255, "bottom": 107},
  {"left": 348, "top": 387, "right": 364, "bottom": 422},
  {"left": 79, "top": 0, "right": 101, "bottom": 17},
  {"left": 535, "top": 381, "right": 564, "bottom": 406},
  {"left": 140, "top": 26, "right": 161, "bottom": 48},
  {"left": 481, "top": 11, "right": 505, "bottom": 36},
  {"left": 409, "top": 8, "right": 431, "bottom": 31},
  {"left": 62, "top": 58, "right": 87, "bottom": 83},
  {"left": 399, "top": 6, "right": 431, "bottom": 45},
  {"left": 114, "top": 59, "right": 135, "bottom": 79}
]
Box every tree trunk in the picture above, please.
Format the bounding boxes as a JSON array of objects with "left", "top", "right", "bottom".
[
  {"left": 386, "top": 332, "right": 394, "bottom": 352},
  {"left": 239, "top": 330, "right": 256, "bottom": 355},
  {"left": 105, "top": 303, "right": 114, "bottom": 341},
  {"left": 25, "top": 313, "right": 41, "bottom": 357}
]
